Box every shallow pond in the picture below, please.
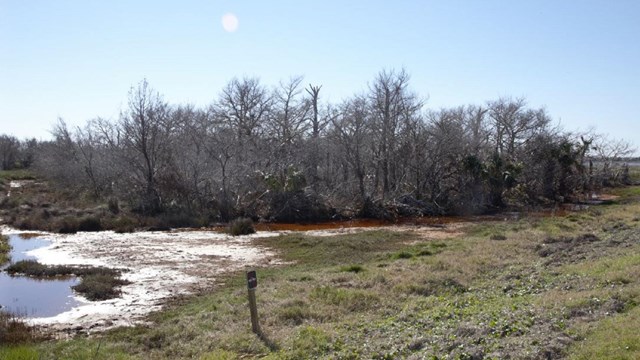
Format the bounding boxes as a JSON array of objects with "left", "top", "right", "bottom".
[{"left": 0, "top": 234, "right": 80, "bottom": 318}]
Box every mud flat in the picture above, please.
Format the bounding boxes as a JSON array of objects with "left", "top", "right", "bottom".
[{"left": 0, "top": 226, "right": 280, "bottom": 335}]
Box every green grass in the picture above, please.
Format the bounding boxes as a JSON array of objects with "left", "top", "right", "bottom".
[
  {"left": 4, "top": 185, "right": 640, "bottom": 358},
  {"left": 0, "top": 346, "right": 41, "bottom": 360},
  {"left": 0, "top": 169, "right": 36, "bottom": 182},
  {"left": 569, "top": 306, "right": 640, "bottom": 360},
  {"left": 610, "top": 185, "right": 640, "bottom": 198}
]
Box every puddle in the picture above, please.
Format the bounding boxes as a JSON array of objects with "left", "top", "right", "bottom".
[{"left": 0, "top": 234, "right": 81, "bottom": 317}]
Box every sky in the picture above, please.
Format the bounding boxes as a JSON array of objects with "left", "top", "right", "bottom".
[{"left": 1, "top": 1, "right": 639, "bottom": 153}]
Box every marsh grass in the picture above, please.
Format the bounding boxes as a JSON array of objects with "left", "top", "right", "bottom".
[
  {"left": 10, "top": 186, "right": 640, "bottom": 359},
  {"left": 0, "top": 310, "right": 43, "bottom": 346},
  {"left": 72, "top": 273, "right": 131, "bottom": 301},
  {"left": 7, "top": 260, "right": 129, "bottom": 301},
  {"left": 227, "top": 218, "right": 255, "bottom": 236},
  {"left": 0, "top": 169, "right": 36, "bottom": 182},
  {"left": 0, "top": 232, "right": 10, "bottom": 265}
]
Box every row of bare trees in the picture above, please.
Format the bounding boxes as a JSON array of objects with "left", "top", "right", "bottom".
[
  {"left": 0, "top": 135, "right": 38, "bottom": 171},
  {"left": 13, "top": 69, "right": 637, "bottom": 222}
]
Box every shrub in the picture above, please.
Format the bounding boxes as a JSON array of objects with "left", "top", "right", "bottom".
[
  {"left": 108, "top": 216, "right": 137, "bottom": 233},
  {"left": 490, "top": 234, "right": 508, "bottom": 241},
  {"left": 72, "top": 273, "right": 130, "bottom": 301},
  {"left": 0, "top": 232, "right": 10, "bottom": 265},
  {"left": 77, "top": 216, "right": 102, "bottom": 232},
  {"left": 341, "top": 264, "right": 365, "bottom": 273},
  {"left": 227, "top": 217, "right": 255, "bottom": 236},
  {"left": 0, "top": 311, "right": 38, "bottom": 345},
  {"left": 393, "top": 251, "right": 414, "bottom": 260},
  {"left": 6, "top": 260, "right": 129, "bottom": 301},
  {"left": 55, "top": 216, "right": 80, "bottom": 234},
  {"left": 107, "top": 197, "right": 120, "bottom": 214}
]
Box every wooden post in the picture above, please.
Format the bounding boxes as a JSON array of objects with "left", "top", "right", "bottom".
[{"left": 246, "top": 270, "right": 260, "bottom": 335}]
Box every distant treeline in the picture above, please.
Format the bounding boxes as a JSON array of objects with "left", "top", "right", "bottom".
[{"left": 1, "top": 69, "right": 636, "bottom": 222}]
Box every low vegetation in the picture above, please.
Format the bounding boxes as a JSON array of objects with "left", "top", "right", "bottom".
[
  {"left": 6, "top": 260, "right": 129, "bottom": 301},
  {"left": 0, "top": 311, "right": 43, "bottom": 347},
  {"left": 0, "top": 186, "right": 635, "bottom": 358},
  {"left": 0, "top": 232, "right": 9, "bottom": 265},
  {"left": 227, "top": 217, "right": 256, "bottom": 236}
]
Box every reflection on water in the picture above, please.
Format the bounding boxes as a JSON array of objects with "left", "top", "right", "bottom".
[
  {"left": 0, "top": 234, "right": 80, "bottom": 318},
  {"left": 4, "top": 234, "right": 51, "bottom": 263},
  {"left": 251, "top": 207, "right": 576, "bottom": 232}
]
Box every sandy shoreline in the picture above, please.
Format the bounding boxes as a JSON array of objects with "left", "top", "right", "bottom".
[{"left": 1, "top": 226, "right": 280, "bottom": 335}]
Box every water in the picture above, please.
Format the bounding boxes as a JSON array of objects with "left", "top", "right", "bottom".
[{"left": 0, "top": 234, "right": 80, "bottom": 318}]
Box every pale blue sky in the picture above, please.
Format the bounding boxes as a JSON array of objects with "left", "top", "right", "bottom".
[{"left": 1, "top": 1, "right": 639, "bottom": 153}]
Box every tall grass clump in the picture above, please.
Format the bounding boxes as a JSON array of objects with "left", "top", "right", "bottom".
[
  {"left": 0, "top": 310, "right": 38, "bottom": 345},
  {"left": 72, "top": 273, "right": 131, "bottom": 301},
  {"left": 0, "top": 232, "right": 10, "bottom": 265},
  {"left": 6, "top": 260, "right": 129, "bottom": 301},
  {"left": 227, "top": 217, "right": 255, "bottom": 236}
]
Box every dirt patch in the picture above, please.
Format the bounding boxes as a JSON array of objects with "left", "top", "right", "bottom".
[{"left": 535, "top": 229, "right": 640, "bottom": 266}]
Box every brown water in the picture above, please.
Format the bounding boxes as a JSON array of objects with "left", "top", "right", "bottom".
[
  {"left": 0, "top": 234, "right": 80, "bottom": 318},
  {"left": 248, "top": 206, "right": 575, "bottom": 232}
]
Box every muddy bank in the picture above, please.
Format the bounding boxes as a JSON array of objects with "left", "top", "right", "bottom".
[{"left": 0, "top": 226, "right": 280, "bottom": 336}]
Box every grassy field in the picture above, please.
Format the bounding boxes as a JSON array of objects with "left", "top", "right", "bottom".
[{"left": 1, "top": 188, "right": 640, "bottom": 359}]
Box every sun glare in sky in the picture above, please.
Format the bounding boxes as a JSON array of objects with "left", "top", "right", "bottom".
[{"left": 221, "top": 13, "right": 239, "bottom": 33}]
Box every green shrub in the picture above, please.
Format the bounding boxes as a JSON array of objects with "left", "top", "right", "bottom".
[
  {"left": 227, "top": 217, "right": 255, "bottom": 236},
  {"left": 417, "top": 249, "right": 433, "bottom": 256},
  {"left": 340, "top": 264, "right": 365, "bottom": 273},
  {"left": 393, "top": 251, "right": 414, "bottom": 260}
]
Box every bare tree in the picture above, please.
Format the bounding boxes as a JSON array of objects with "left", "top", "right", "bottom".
[
  {"left": 119, "top": 79, "right": 173, "bottom": 213},
  {"left": 216, "top": 77, "right": 271, "bottom": 140},
  {"left": 591, "top": 133, "right": 636, "bottom": 185},
  {"left": 488, "top": 97, "right": 550, "bottom": 159},
  {"left": 368, "top": 68, "right": 422, "bottom": 200},
  {"left": 331, "top": 96, "right": 371, "bottom": 202},
  {"left": 0, "top": 135, "right": 20, "bottom": 170}
]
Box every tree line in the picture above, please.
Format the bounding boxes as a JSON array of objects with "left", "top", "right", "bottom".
[{"left": 2, "top": 69, "right": 636, "bottom": 223}]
